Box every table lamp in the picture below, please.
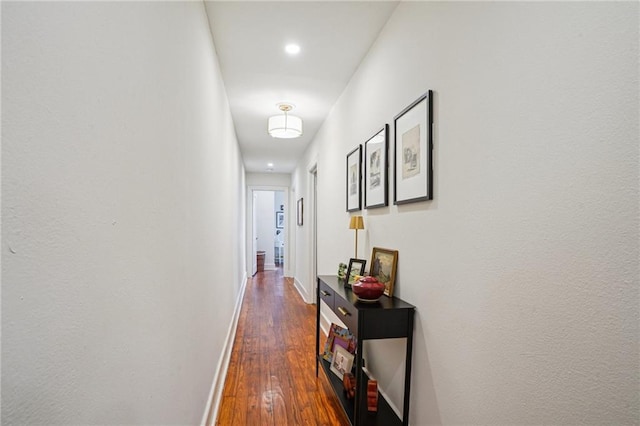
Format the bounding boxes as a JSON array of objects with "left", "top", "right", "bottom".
[{"left": 349, "top": 215, "right": 364, "bottom": 258}]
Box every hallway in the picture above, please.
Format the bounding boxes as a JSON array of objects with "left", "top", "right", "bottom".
[
  {"left": 215, "top": 269, "right": 349, "bottom": 425},
  {"left": 3, "top": 2, "right": 638, "bottom": 424}
]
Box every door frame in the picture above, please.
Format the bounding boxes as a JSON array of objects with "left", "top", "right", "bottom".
[
  {"left": 246, "top": 185, "right": 290, "bottom": 277},
  {"left": 308, "top": 163, "right": 318, "bottom": 302}
]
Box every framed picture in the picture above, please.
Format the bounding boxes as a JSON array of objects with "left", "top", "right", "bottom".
[
  {"left": 369, "top": 247, "right": 398, "bottom": 297},
  {"left": 337, "top": 262, "right": 348, "bottom": 284},
  {"left": 275, "top": 211, "right": 284, "bottom": 229},
  {"left": 297, "top": 198, "right": 303, "bottom": 226},
  {"left": 345, "top": 258, "right": 367, "bottom": 287},
  {"left": 364, "top": 125, "right": 389, "bottom": 209},
  {"left": 322, "top": 323, "right": 357, "bottom": 363},
  {"left": 346, "top": 145, "right": 362, "bottom": 212},
  {"left": 394, "top": 90, "right": 433, "bottom": 204},
  {"left": 330, "top": 345, "right": 355, "bottom": 380}
]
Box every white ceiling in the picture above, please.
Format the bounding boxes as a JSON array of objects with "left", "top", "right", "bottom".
[{"left": 204, "top": 1, "right": 398, "bottom": 173}]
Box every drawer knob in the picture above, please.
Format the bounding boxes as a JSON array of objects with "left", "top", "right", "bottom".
[
  {"left": 321, "top": 290, "right": 330, "bottom": 297},
  {"left": 337, "top": 306, "right": 351, "bottom": 317}
]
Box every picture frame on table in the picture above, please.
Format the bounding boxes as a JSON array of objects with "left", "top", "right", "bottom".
[
  {"left": 297, "top": 198, "right": 304, "bottom": 226},
  {"left": 394, "top": 90, "right": 433, "bottom": 204},
  {"left": 345, "top": 258, "right": 367, "bottom": 287},
  {"left": 275, "top": 211, "right": 284, "bottom": 229},
  {"left": 330, "top": 345, "right": 355, "bottom": 380},
  {"left": 369, "top": 247, "right": 398, "bottom": 297},
  {"left": 364, "top": 125, "right": 389, "bottom": 209},
  {"left": 322, "top": 323, "right": 356, "bottom": 363},
  {"left": 346, "top": 145, "right": 362, "bottom": 212}
]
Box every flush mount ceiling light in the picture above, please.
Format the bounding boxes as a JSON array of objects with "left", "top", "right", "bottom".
[{"left": 268, "top": 103, "right": 303, "bottom": 139}]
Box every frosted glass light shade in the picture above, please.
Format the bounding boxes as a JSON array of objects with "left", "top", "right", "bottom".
[{"left": 268, "top": 114, "right": 303, "bottom": 139}]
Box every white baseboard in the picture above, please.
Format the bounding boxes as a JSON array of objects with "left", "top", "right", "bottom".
[
  {"left": 293, "top": 277, "right": 310, "bottom": 303},
  {"left": 200, "top": 272, "right": 248, "bottom": 426},
  {"left": 264, "top": 263, "right": 276, "bottom": 271},
  {"left": 319, "top": 308, "right": 331, "bottom": 337}
]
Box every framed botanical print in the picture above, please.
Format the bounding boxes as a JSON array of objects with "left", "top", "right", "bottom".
[
  {"left": 346, "top": 145, "right": 362, "bottom": 212},
  {"left": 394, "top": 90, "right": 433, "bottom": 204},
  {"left": 364, "top": 125, "right": 389, "bottom": 209}
]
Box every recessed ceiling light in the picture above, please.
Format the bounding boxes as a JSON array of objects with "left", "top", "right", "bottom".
[
  {"left": 285, "top": 44, "right": 300, "bottom": 55},
  {"left": 267, "top": 163, "right": 274, "bottom": 168}
]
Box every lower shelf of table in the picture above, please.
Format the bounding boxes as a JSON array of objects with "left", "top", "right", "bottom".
[{"left": 317, "top": 356, "right": 402, "bottom": 426}]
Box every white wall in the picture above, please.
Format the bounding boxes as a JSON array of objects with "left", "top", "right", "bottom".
[
  {"left": 294, "top": 2, "right": 639, "bottom": 424},
  {"left": 291, "top": 160, "right": 318, "bottom": 303},
  {"left": 2, "top": 2, "right": 246, "bottom": 424},
  {"left": 246, "top": 172, "right": 291, "bottom": 187}
]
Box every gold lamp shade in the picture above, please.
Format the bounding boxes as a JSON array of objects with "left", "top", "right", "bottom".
[
  {"left": 349, "top": 216, "right": 364, "bottom": 258},
  {"left": 349, "top": 216, "right": 364, "bottom": 230}
]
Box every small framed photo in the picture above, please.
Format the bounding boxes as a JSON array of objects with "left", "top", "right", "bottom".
[
  {"left": 394, "top": 90, "right": 433, "bottom": 204},
  {"left": 345, "top": 258, "right": 367, "bottom": 287},
  {"left": 346, "top": 145, "right": 362, "bottom": 212},
  {"left": 330, "top": 345, "right": 355, "bottom": 380},
  {"left": 369, "top": 247, "right": 398, "bottom": 297},
  {"left": 297, "top": 198, "right": 303, "bottom": 226},
  {"left": 364, "top": 125, "right": 389, "bottom": 209},
  {"left": 275, "top": 211, "right": 284, "bottom": 229},
  {"left": 322, "top": 323, "right": 356, "bottom": 363}
]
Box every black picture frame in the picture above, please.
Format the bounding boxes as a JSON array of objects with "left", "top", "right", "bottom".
[
  {"left": 364, "top": 124, "right": 389, "bottom": 209},
  {"left": 297, "top": 198, "right": 304, "bottom": 226},
  {"left": 275, "top": 211, "right": 284, "bottom": 229},
  {"left": 394, "top": 90, "right": 433, "bottom": 204},
  {"left": 345, "top": 258, "right": 367, "bottom": 288},
  {"left": 346, "top": 145, "right": 362, "bottom": 212}
]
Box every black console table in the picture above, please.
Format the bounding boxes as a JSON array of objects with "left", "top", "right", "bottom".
[{"left": 315, "top": 275, "right": 415, "bottom": 426}]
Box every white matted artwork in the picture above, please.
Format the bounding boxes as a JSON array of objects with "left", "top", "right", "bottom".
[
  {"left": 346, "top": 145, "right": 362, "bottom": 212},
  {"left": 330, "top": 345, "right": 355, "bottom": 380},
  {"left": 394, "top": 90, "right": 433, "bottom": 204},
  {"left": 364, "top": 125, "right": 389, "bottom": 209}
]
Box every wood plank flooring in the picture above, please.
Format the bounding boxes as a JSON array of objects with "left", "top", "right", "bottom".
[{"left": 214, "top": 268, "right": 350, "bottom": 425}]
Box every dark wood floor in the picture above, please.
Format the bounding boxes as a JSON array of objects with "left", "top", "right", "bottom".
[{"left": 214, "top": 268, "right": 350, "bottom": 425}]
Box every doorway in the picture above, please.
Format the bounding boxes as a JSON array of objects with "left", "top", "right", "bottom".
[{"left": 247, "top": 187, "right": 289, "bottom": 276}]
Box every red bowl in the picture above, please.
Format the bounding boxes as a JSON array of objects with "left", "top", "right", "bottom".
[{"left": 352, "top": 276, "right": 385, "bottom": 300}]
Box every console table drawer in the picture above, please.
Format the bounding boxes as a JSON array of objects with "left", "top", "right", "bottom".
[
  {"left": 319, "top": 280, "right": 334, "bottom": 310},
  {"left": 334, "top": 297, "right": 358, "bottom": 335}
]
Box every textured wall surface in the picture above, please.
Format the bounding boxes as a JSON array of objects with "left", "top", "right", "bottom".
[
  {"left": 2, "top": 2, "right": 245, "bottom": 424},
  {"left": 293, "top": 2, "right": 639, "bottom": 424}
]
